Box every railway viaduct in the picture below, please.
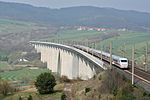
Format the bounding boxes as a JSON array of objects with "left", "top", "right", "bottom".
[{"left": 30, "top": 41, "right": 106, "bottom": 80}]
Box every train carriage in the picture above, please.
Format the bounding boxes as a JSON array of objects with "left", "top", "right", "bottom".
[{"left": 73, "top": 45, "right": 128, "bottom": 69}]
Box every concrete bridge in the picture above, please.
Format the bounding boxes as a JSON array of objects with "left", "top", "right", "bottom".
[{"left": 30, "top": 41, "right": 106, "bottom": 80}]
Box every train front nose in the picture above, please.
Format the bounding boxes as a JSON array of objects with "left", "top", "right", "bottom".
[
  {"left": 120, "top": 60, "right": 128, "bottom": 68},
  {"left": 120, "top": 64, "right": 128, "bottom": 68}
]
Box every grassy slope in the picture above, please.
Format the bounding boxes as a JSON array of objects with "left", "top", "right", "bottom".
[
  {"left": 71, "top": 70, "right": 150, "bottom": 100},
  {"left": 0, "top": 18, "right": 42, "bottom": 54}
]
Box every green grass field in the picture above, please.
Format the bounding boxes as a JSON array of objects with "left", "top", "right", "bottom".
[
  {"left": 43, "top": 29, "right": 150, "bottom": 67},
  {"left": 42, "top": 29, "right": 104, "bottom": 42},
  {"left": 0, "top": 51, "right": 6, "bottom": 57},
  {"left": 0, "top": 62, "right": 10, "bottom": 70},
  {"left": 0, "top": 68, "right": 50, "bottom": 82}
]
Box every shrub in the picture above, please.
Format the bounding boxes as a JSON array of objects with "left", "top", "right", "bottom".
[
  {"left": 28, "top": 95, "right": 32, "bottom": 100},
  {"left": 85, "top": 87, "right": 91, "bottom": 94},
  {"left": 112, "top": 86, "right": 118, "bottom": 96},
  {"left": 0, "top": 75, "right": 1, "bottom": 80},
  {"left": 98, "top": 94, "right": 101, "bottom": 99},
  {"left": 143, "top": 92, "right": 147, "bottom": 96},
  {"left": 98, "top": 75, "right": 102, "bottom": 80},
  {"left": 61, "top": 93, "right": 67, "bottom": 100},
  {"left": 34, "top": 72, "right": 56, "bottom": 94},
  {"left": 121, "top": 86, "right": 136, "bottom": 100},
  {"left": 19, "top": 96, "right": 22, "bottom": 100},
  {"left": 122, "top": 75, "right": 127, "bottom": 82},
  {"left": 0, "top": 81, "right": 11, "bottom": 95},
  {"left": 59, "top": 76, "right": 70, "bottom": 83},
  {"left": 101, "top": 69, "right": 123, "bottom": 94},
  {"left": 21, "top": 75, "right": 30, "bottom": 84},
  {"left": 115, "top": 84, "right": 136, "bottom": 100},
  {"left": 93, "top": 75, "right": 96, "bottom": 79}
]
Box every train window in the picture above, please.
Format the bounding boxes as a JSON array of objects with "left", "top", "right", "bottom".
[
  {"left": 113, "top": 59, "right": 118, "bottom": 62},
  {"left": 121, "top": 60, "right": 127, "bottom": 62}
]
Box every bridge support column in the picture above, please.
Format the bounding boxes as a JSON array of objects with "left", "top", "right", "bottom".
[
  {"left": 79, "top": 59, "right": 96, "bottom": 80},
  {"left": 61, "top": 50, "right": 74, "bottom": 79}
]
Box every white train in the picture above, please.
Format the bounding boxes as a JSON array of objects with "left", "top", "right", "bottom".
[{"left": 73, "top": 45, "right": 128, "bottom": 69}]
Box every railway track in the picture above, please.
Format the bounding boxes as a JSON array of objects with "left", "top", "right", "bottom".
[
  {"left": 73, "top": 45, "right": 150, "bottom": 85},
  {"left": 105, "top": 60, "right": 150, "bottom": 85},
  {"left": 126, "top": 66, "right": 150, "bottom": 84},
  {"left": 104, "top": 59, "right": 150, "bottom": 85},
  {"left": 124, "top": 70, "right": 150, "bottom": 84}
]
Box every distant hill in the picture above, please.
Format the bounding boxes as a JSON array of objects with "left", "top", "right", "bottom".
[{"left": 0, "top": 1, "right": 150, "bottom": 30}]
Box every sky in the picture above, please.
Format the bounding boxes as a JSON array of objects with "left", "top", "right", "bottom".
[{"left": 0, "top": 0, "right": 150, "bottom": 13}]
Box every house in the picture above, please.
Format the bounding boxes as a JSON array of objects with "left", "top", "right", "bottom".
[
  {"left": 88, "top": 28, "right": 94, "bottom": 31},
  {"left": 76, "top": 26, "right": 106, "bottom": 31},
  {"left": 77, "top": 26, "right": 88, "bottom": 30},
  {"left": 19, "top": 58, "right": 28, "bottom": 62},
  {"left": 95, "top": 28, "right": 106, "bottom": 31},
  {"left": 118, "top": 28, "right": 126, "bottom": 31}
]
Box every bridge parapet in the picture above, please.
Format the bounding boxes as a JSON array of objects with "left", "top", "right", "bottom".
[{"left": 30, "top": 41, "right": 106, "bottom": 80}]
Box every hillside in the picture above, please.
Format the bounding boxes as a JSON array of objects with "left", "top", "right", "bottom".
[
  {"left": 0, "top": 2, "right": 150, "bottom": 30},
  {"left": 1, "top": 70, "right": 150, "bottom": 100},
  {"left": 0, "top": 18, "right": 57, "bottom": 54}
]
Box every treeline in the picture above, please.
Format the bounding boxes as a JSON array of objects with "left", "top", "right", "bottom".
[{"left": 0, "top": 56, "right": 8, "bottom": 61}]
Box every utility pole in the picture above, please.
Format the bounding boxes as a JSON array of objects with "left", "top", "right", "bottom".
[
  {"left": 110, "top": 41, "right": 112, "bottom": 69},
  {"left": 123, "top": 43, "right": 126, "bottom": 58},
  {"left": 92, "top": 43, "right": 94, "bottom": 56},
  {"left": 132, "top": 45, "right": 135, "bottom": 85},
  {"left": 88, "top": 42, "right": 89, "bottom": 47},
  {"left": 84, "top": 42, "right": 86, "bottom": 46},
  {"left": 73, "top": 41, "right": 75, "bottom": 45},
  {"left": 101, "top": 42, "right": 103, "bottom": 61},
  {"left": 145, "top": 42, "right": 148, "bottom": 71},
  {"left": 86, "top": 41, "right": 89, "bottom": 52},
  {"left": 80, "top": 42, "right": 82, "bottom": 46},
  {"left": 120, "top": 43, "right": 125, "bottom": 58},
  {"left": 93, "top": 42, "right": 95, "bottom": 49},
  {"left": 94, "top": 42, "right": 96, "bottom": 49}
]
